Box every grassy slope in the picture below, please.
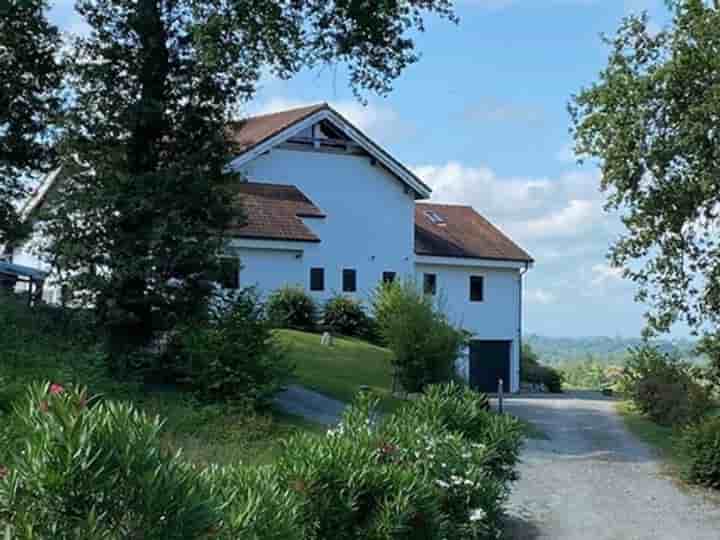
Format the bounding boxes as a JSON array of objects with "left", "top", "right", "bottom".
[
  {"left": 276, "top": 329, "right": 403, "bottom": 411},
  {"left": 0, "top": 298, "right": 323, "bottom": 467}
]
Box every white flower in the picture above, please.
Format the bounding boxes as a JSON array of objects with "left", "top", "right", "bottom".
[
  {"left": 435, "top": 479, "right": 449, "bottom": 489},
  {"left": 469, "top": 508, "right": 486, "bottom": 522}
]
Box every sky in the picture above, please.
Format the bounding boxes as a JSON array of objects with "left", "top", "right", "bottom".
[{"left": 47, "top": 0, "right": 682, "bottom": 339}]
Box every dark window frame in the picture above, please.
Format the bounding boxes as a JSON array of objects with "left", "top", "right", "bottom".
[
  {"left": 423, "top": 273, "right": 437, "bottom": 296},
  {"left": 469, "top": 275, "right": 484, "bottom": 302},
  {"left": 342, "top": 268, "right": 357, "bottom": 292},
  {"left": 382, "top": 271, "right": 396, "bottom": 284},
  {"left": 310, "top": 267, "right": 325, "bottom": 291}
]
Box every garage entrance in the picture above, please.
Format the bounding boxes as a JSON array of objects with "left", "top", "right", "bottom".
[{"left": 469, "top": 340, "right": 511, "bottom": 393}]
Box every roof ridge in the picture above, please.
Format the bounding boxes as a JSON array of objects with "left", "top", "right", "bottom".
[{"left": 233, "top": 103, "right": 327, "bottom": 124}]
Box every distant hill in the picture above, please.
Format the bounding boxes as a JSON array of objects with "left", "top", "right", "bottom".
[{"left": 525, "top": 334, "right": 700, "bottom": 366}]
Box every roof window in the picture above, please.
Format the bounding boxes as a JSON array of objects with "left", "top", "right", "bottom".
[{"left": 424, "top": 210, "right": 445, "bottom": 225}]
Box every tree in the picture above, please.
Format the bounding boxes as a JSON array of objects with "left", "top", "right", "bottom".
[
  {"left": 570, "top": 0, "right": 720, "bottom": 352},
  {"left": 41, "top": 0, "right": 458, "bottom": 360},
  {"left": 0, "top": 0, "right": 63, "bottom": 248}
]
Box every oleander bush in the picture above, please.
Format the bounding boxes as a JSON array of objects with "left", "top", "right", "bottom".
[
  {"left": 1, "top": 382, "right": 522, "bottom": 539},
  {"left": 677, "top": 416, "right": 720, "bottom": 489},
  {"left": 0, "top": 384, "right": 221, "bottom": 539},
  {"left": 170, "top": 288, "right": 293, "bottom": 407},
  {"left": 267, "top": 285, "right": 318, "bottom": 331},
  {"left": 322, "top": 294, "right": 370, "bottom": 337}
]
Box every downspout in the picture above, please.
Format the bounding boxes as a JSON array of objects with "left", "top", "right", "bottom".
[{"left": 517, "top": 262, "right": 530, "bottom": 392}]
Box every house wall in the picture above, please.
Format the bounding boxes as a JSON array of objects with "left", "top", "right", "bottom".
[
  {"left": 236, "top": 148, "right": 416, "bottom": 302},
  {"left": 414, "top": 262, "right": 522, "bottom": 392}
]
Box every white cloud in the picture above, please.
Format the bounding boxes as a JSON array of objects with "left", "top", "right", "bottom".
[
  {"left": 591, "top": 263, "right": 624, "bottom": 286},
  {"left": 526, "top": 288, "right": 557, "bottom": 305},
  {"left": 248, "top": 97, "right": 415, "bottom": 144}
]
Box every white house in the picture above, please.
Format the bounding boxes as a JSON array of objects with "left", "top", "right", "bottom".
[{"left": 10, "top": 103, "right": 533, "bottom": 393}]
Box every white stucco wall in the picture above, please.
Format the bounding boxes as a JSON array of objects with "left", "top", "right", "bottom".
[
  {"left": 415, "top": 263, "right": 522, "bottom": 392},
  {"left": 236, "top": 148, "right": 416, "bottom": 302}
]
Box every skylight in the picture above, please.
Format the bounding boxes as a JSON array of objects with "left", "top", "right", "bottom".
[{"left": 425, "top": 210, "right": 445, "bottom": 225}]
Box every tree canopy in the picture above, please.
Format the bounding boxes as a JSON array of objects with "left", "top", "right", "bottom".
[
  {"left": 31, "top": 0, "right": 458, "bottom": 358},
  {"left": 570, "top": 0, "right": 720, "bottom": 343},
  {"left": 0, "top": 0, "right": 63, "bottom": 247}
]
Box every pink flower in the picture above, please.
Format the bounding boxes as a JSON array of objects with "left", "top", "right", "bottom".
[{"left": 48, "top": 384, "right": 64, "bottom": 395}]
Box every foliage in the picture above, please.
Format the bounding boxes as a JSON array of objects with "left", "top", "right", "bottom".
[
  {"left": 570, "top": 0, "right": 720, "bottom": 339},
  {"left": 170, "top": 288, "right": 293, "bottom": 407},
  {"left": 678, "top": 415, "right": 720, "bottom": 489},
  {"left": 202, "top": 465, "right": 307, "bottom": 539},
  {"left": 393, "top": 383, "right": 523, "bottom": 486},
  {"left": 371, "top": 279, "right": 467, "bottom": 393},
  {"left": 267, "top": 285, "right": 318, "bottom": 331},
  {"left": 620, "top": 345, "right": 713, "bottom": 426},
  {"left": 520, "top": 343, "right": 564, "bottom": 393},
  {"left": 0, "top": 0, "right": 63, "bottom": 246},
  {"left": 38, "top": 0, "right": 458, "bottom": 362},
  {"left": 322, "top": 294, "right": 370, "bottom": 337},
  {"left": 0, "top": 383, "right": 221, "bottom": 539},
  {"left": 275, "top": 389, "right": 522, "bottom": 540}
]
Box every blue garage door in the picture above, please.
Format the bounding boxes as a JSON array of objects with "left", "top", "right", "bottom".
[{"left": 469, "top": 340, "right": 511, "bottom": 394}]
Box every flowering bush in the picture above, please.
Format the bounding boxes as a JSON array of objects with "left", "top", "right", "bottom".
[
  {"left": 322, "top": 294, "right": 370, "bottom": 337},
  {"left": 0, "top": 383, "right": 221, "bottom": 539}
]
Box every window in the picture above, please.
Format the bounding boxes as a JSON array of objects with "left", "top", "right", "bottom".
[
  {"left": 343, "top": 269, "right": 357, "bottom": 292},
  {"left": 424, "top": 210, "right": 445, "bottom": 225},
  {"left": 213, "top": 257, "right": 240, "bottom": 289},
  {"left": 382, "top": 271, "right": 396, "bottom": 284},
  {"left": 310, "top": 267, "right": 325, "bottom": 291},
  {"left": 423, "top": 273, "right": 437, "bottom": 296},
  {"left": 470, "top": 276, "right": 484, "bottom": 302}
]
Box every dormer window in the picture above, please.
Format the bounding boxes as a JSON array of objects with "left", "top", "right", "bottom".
[{"left": 425, "top": 210, "right": 445, "bottom": 225}]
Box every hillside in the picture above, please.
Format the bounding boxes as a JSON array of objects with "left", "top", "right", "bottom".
[{"left": 526, "top": 334, "right": 700, "bottom": 365}]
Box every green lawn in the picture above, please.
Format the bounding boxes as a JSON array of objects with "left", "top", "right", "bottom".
[
  {"left": 276, "top": 329, "right": 404, "bottom": 411},
  {"left": 0, "top": 297, "right": 323, "bottom": 468}
]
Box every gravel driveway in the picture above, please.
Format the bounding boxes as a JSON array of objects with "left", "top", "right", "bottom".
[{"left": 501, "top": 392, "right": 720, "bottom": 540}]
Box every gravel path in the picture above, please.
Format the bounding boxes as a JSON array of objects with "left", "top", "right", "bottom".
[
  {"left": 501, "top": 392, "right": 720, "bottom": 540},
  {"left": 275, "top": 385, "right": 345, "bottom": 425}
]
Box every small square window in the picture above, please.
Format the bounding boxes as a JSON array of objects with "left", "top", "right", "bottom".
[
  {"left": 470, "top": 276, "right": 484, "bottom": 302},
  {"left": 343, "top": 269, "right": 357, "bottom": 292},
  {"left": 382, "top": 271, "right": 396, "bottom": 284},
  {"left": 423, "top": 273, "right": 437, "bottom": 296},
  {"left": 310, "top": 268, "right": 325, "bottom": 291},
  {"left": 213, "top": 258, "right": 240, "bottom": 289}
]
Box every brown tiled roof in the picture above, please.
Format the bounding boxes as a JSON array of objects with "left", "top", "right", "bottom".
[
  {"left": 230, "top": 182, "right": 325, "bottom": 242},
  {"left": 227, "top": 104, "right": 328, "bottom": 154},
  {"left": 415, "top": 203, "right": 533, "bottom": 263}
]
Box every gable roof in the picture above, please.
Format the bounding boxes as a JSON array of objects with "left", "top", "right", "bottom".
[
  {"left": 415, "top": 203, "right": 533, "bottom": 263},
  {"left": 227, "top": 103, "right": 432, "bottom": 198},
  {"left": 230, "top": 182, "right": 324, "bottom": 243}
]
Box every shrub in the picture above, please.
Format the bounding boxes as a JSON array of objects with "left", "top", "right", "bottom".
[
  {"left": 171, "top": 288, "right": 293, "bottom": 407},
  {"left": 678, "top": 416, "right": 720, "bottom": 489},
  {"left": 620, "top": 345, "right": 713, "bottom": 426},
  {"left": 322, "top": 294, "right": 370, "bottom": 337},
  {"left": 267, "top": 285, "right": 318, "bottom": 331},
  {"left": 371, "top": 280, "right": 467, "bottom": 393},
  {"left": 521, "top": 344, "right": 564, "bottom": 393},
  {"left": 203, "top": 464, "right": 307, "bottom": 539},
  {"left": 0, "top": 383, "right": 221, "bottom": 539}
]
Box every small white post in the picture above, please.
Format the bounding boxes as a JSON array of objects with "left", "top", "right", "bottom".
[{"left": 498, "top": 378, "right": 504, "bottom": 414}]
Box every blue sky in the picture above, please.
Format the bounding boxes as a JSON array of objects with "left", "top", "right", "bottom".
[{"left": 48, "top": 0, "right": 681, "bottom": 338}]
